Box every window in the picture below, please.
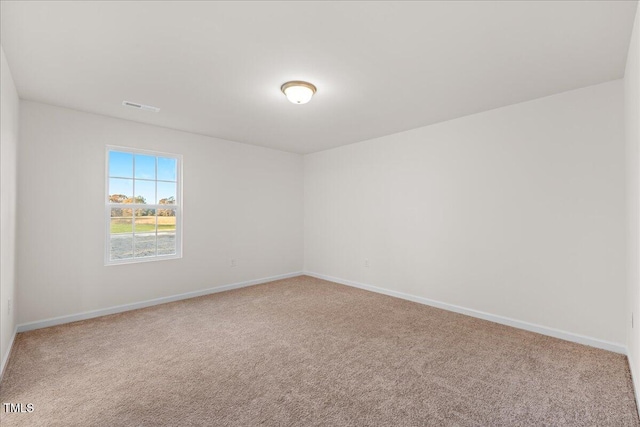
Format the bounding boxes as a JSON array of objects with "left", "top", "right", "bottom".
[{"left": 105, "top": 146, "right": 182, "bottom": 264}]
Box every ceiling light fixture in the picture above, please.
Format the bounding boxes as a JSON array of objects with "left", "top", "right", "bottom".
[{"left": 281, "top": 81, "right": 317, "bottom": 104}]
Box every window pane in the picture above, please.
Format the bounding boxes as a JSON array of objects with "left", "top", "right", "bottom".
[
  {"left": 135, "top": 154, "right": 156, "bottom": 180},
  {"left": 109, "top": 151, "right": 133, "bottom": 178},
  {"left": 157, "top": 209, "right": 176, "bottom": 231},
  {"left": 110, "top": 208, "right": 132, "bottom": 234},
  {"left": 134, "top": 209, "right": 156, "bottom": 258},
  {"left": 157, "top": 181, "right": 177, "bottom": 205},
  {"left": 134, "top": 209, "right": 156, "bottom": 233},
  {"left": 157, "top": 209, "right": 176, "bottom": 256},
  {"left": 111, "top": 234, "right": 133, "bottom": 260},
  {"left": 158, "top": 157, "right": 177, "bottom": 181},
  {"left": 109, "top": 178, "right": 133, "bottom": 203},
  {"left": 110, "top": 208, "right": 133, "bottom": 260},
  {"left": 134, "top": 234, "right": 156, "bottom": 258},
  {"left": 134, "top": 179, "right": 156, "bottom": 204}
]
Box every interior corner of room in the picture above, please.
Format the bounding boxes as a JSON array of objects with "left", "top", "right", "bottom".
[{"left": 0, "top": 1, "right": 639, "bottom": 425}]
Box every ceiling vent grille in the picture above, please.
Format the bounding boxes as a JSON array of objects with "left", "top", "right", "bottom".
[{"left": 122, "top": 101, "right": 160, "bottom": 113}]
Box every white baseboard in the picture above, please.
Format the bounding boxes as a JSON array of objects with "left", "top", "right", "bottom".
[
  {"left": 304, "top": 271, "right": 626, "bottom": 354},
  {"left": 10, "top": 270, "right": 628, "bottom": 353},
  {"left": 1, "top": 326, "right": 18, "bottom": 381},
  {"left": 17, "top": 271, "right": 303, "bottom": 333}
]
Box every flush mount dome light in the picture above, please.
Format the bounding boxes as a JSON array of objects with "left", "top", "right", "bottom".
[{"left": 281, "top": 81, "right": 317, "bottom": 104}]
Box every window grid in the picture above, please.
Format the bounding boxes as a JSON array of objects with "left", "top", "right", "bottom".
[{"left": 105, "top": 146, "right": 182, "bottom": 265}]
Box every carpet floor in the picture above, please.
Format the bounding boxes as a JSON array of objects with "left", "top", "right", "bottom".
[{"left": 0, "top": 275, "right": 638, "bottom": 426}]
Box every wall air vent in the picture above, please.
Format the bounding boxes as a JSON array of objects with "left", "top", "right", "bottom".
[{"left": 122, "top": 101, "right": 160, "bottom": 113}]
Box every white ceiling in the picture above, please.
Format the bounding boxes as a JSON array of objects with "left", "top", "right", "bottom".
[{"left": 1, "top": 1, "right": 637, "bottom": 154}]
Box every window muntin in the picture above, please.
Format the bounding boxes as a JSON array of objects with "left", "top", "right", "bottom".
[{"left": 106, "top": 147, "right": 181, "bottom": 264}]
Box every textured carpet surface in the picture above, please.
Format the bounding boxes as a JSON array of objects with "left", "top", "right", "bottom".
[{"left": 0, "top": 275, "right": 638, "bottom": 426}]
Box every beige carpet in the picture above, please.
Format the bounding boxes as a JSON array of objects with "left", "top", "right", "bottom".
[{"left": 0, "top": 275, "right": 638, "bottom": 426}]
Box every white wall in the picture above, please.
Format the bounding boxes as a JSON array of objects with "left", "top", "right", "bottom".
[
  {"left": 17, "top": 101, "right": 303, "bottom": 325},
  {"left": 305, "top": 80, "right": 626, "bottom": 346},
  {"left": 626, "top": 3, "right": 640, "bottom": 399},
  {"left": 1, "top": 46, "right": 20, "bottom": 374}
]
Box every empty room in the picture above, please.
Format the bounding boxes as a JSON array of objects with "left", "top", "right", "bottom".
[{"left": 1, "top": 0, "right": 640, "bottom": 425}]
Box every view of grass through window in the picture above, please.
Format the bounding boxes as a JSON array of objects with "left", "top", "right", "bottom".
[{"left": 107, "top": 149, "right": 180, "bottom": 262}]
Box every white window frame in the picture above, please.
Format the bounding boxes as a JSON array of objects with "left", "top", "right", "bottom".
[{"left": 105, "top": 145, "right": 183, "bottom": 266}]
